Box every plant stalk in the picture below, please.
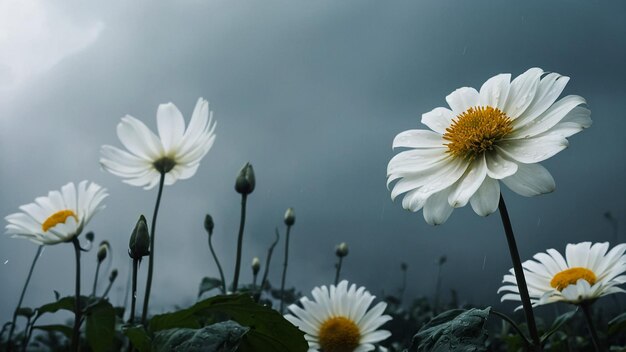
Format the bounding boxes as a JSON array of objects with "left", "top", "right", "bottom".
[
  {"left": 279, "top": 224, "right": 292, "bottom": 314},
  {"left": 231, "top": 194, "right": 248, "bottom": 293},
  {"left": 92, "top": 261, "right": 102, "bottom": 296},
  {"left": 208, "top": 234, "right": 227, "bottom": 294},
  {"left": 334, "top": 256, "right": 343, "bottom": 286},
  {"left": 71, "top": 238, "right": 82, "bottom": 352},
  {"left": 258, "top": 229, "right": 280, "bottom": 302},
  {"left": 130, "top": 259, "right": 139, "bottom": 324},
  {"left": 580, "top": 302, "right": 601, "bottom": 352}
]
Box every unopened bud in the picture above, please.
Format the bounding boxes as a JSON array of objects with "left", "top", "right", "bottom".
[
  {"left": 284, "top": 208, "right": 295, "bottom": 226},
  {"left": 129, "top": 215, "right": 150, "bottom": 260},
  {"left": 401, "top": 262, "right": 408, "bottom": 271},
  {"left": 85, "top": 231, "right": 95, "bottom": 242},
  {"left": 97, "top": 241, "right": 109, "bottom": 263},
  {"left": 251, "top": 257, "right": 261, "bottom": 276},
  {"left": 335, "top": 242, "right": 349, "bottom": 258},
  {"left": 438, "top": 256, "right": 447, "bottom": 265},
  {"left": 235, "top": 162, "right": 255, "bottom": 195},
  {"left": 204, "top": 214, "right": 214, "bottom": 236},
  {"left": 109, "top": 269, "right": 118, "bottom": 282}
]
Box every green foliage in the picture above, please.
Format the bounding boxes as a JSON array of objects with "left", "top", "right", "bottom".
[
  {"left": 407, "top": 307, "right": 491, "bottom": 352},
  {"left": 198, "top": 277, "right": 223, "bottom": 298},
  {"left": 86, "top": 300, "right": 116, "bottom": 352},
  {"left": 149, "top": 294, "right": 307, "bottom": 352},
  {"left": 153, "top": 321, "right": 248, "bottom": 352},
  {"left": 609, "top": 311, "right": 626, "bottom": 336},
  {"left": 32, "top": 324, "right": 73, "bottom": 339},
  {"left": 123, "top": 325, "right": 152, "bottom": 352},
  {"left": 541, "top": 308, "right": 577, "bottom": 344}
]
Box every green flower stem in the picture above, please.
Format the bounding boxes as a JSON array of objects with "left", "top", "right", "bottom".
[
  {"left": 92, "top": 261, "right": 102, "bottom": 296},
  {"left": 490, "top": 309, "right": 531, "bottom": 348},
  {"left": 498, "top": 195, "right": 541, "bottom": 351},
  {"left": 208, "top": 233, "right": 227, "bottom": 294},
  {"left": 433, "top": 262, "right": 443, "bottom": 314},
  {"left": 103, "top": 274, "right": 115, "bottom": 298},
  {"left": 129, "top": 259, "right": 139, "bottom": 324},
  {"left": 279, "top": 224, "right": 292, "bottom": 314},
  {"left": 141, "top": 171, "right": 165, "bottom": 325},
  {"left": 399, "top": 266, "right": 407, "bottom": 304},
  {"left": 580, "top": 302, "right": 601, "bottom": 352},
  {"left": 232, "top": 194, "right": 248, "bottom": 293},
  {"left": 258, "top": 229, "right": 280, "bottom": 302},
  {"left": 334, "top": 256, "right": 343, "bottom": 286},
  {"left": 7, "top": 245, "right": 42, "bottom": 351},
  {"left": 252, "top": 272, "right": 258, "bottom": 290},
  {"left": 71, "top": 238, "right": 82, "bottom": 352}
]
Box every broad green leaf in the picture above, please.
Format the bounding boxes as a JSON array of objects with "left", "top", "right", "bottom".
[
  {"left": 85, "top": 300, "right": 116, "bottom": 352},
  {"left": 124, "top": 325, "right": 152, "bottom": 352},
  {"left": 149, "top": 294, "right": 307, "bottom": 352},
  {"left": 32, "top": 324, "right": 73, "bottom": 339},
  {"left": 409, "top": 307, "right": 491, "bottom": 352},
  {"left": 153, "top": 321, "right": 248, "bottom": 352},
  {"left": 16, "top": 307, "right": 34, "bottom": 318},
  {"left": 541, "top": 308, "right": 577, "bottom": 343},
  {"left": 609, "top": 311, "right": 626, "bottom": 335},
  {"left": 34, "top": 296, "right": 83, "bottom": 320},
  {"left": 198, "top": 277, "right": 223, "bottom": 298}
]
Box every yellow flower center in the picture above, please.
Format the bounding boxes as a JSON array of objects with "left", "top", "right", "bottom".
[
  {"left": 443, "top": 106, "right": 513, "bottom": 160},
  {"left": 550, "top": 267, "right": 597, "bottom": 291},
  {"left": 318, "top": 316, "right": 361, "bottom": 352},
  {"left": 42, "top": 210, "right": 78, "bottom": 232}
]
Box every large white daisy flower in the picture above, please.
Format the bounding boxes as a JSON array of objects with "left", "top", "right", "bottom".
[
  {"left": 5, "top": 181, "right": 108, "bottom": 245},
  {"left": 284, "top": 280, "right": 391, "bottom": 352},
  {"left": 387, "top": 68, "right": 591, "bottom": 225},
  {"left": 100, "top": 98, "right": 216, "bottom": 189},
  {"left": 498, "top": 242, "right": 626, "bottom": 308}
]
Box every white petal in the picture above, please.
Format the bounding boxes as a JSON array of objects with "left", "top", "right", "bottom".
[
  {"left": 423, "top": 188, "right": 454, "bottom": 225},
  {"left": 157, "top": 102, "right": 186, "bottom": 152},
  {"left": 421, "top": 107, "right": 455, "bottom": 134},
  {"left": 510, "top": 95, "right": 586, "bottom": 138},
  {"left": 501, "top": 163, "right": 555, "bottom": 197},
  {"left": 360, "top": 329, "right": 391, "bottom": 344},
  {"left": 448, "top": 156, "right": 487, "bottom": 208},
  {"left": 469, "top": 177, "right": 500, "bottom": 216},
  {"left": 533, "top": 106, "right": 592, "bottom": 139},
  {"left": 479, "top": 73, "right": 511, "bottom": 110},
  {"left": 445, "top": 87, "right": 480, "bottom": 115},
  {"left": 503, "top": 68, "right": 543, "bottom": 118},
  {"left": 117, "top": 115, "right": 163, "bottom": 160},
  {"left": 514, "top": 72, "right": 569, "bottom": 127},
  {"left": 392, "top": 130, "right": 446, "bottom": 149},
  {"left": 485, "top": 151, "right": 518, "bottom": 179},
  {"left": 497, "top": 135, "right": 568, "bottom": 164}
]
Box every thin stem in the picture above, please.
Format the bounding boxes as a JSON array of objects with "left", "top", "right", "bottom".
[
  {"left": 252, "top": 273, "right": 258, "bottom": 290},
  {"left": 399, "top": 267, "right": 407, "bottom": 304},
  {"left": 580, "top": 302, "right": 601, "bottom": 352},
  {"left": 129, "top": 260, "right": 139, "bottom": 324},
  {"left": 141, "top": 171, "right": 165, "bottom": 325},
  {"left": 434, "top": 263, "right": 443, "bottom": 314},
  {"left": 208, "top": 235, "right": 227, "bottom": 294},
  {"left": 490, "top": 309, "right": 531, "bottom": 348},
  {"left": 258, "top": 229, "right": 280, "bottom": 302},
  {"left": 71, "top": 238, "right": 82, "bottom": 352},
  {"left": 279, "top": 224, "right": 292, "bottom": 314},
  {"left": 334, "top": 257, "right": 343, "bottom": 286},
  {"left": 92, "top": 261, "right": 101, "bottom": 297},
  {"left": 498, "top": 195, "right": 541, "bottom": 351},
  {"left": 232, "top": 194, "right": 248, "bottom": 293},
  {"left": 7, "top": 246, "right": 42, "bottom": 351},
  {"left": 103, "top": 275, "right": 115, "bottom": 298}
]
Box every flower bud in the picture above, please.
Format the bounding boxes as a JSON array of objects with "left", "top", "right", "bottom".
[
  {"left": 85, "top": 231, "right": 95, "bottom": 242},
  {"left": 97, "top": 241, "right": 109, "bottom": 263},
  {"left": 204, "top": 214, "right": 214, "bottom": 236},
  {"left": 438, "top": 255, "right": 447, "bottom": 265},
  {"left": 109, "top": 269, "right": 118, "bottom": 282},
  {"left": 251, "top": 257, "right": 261, "bottom": 276},
  {"left": 284, "top": 207, "right": 295, "bottom": 226},
  {"left": 235, "top": 162, "right": 255, "bottom": 195},
  {"left": 335, "top": 242, "right": 349, "bottom": 258},
  {"left": 401, "top": 262, "right": 408, "bottom": 271},
  {"left": 129, "top": 215, "right": 150, "bottom": 260}
]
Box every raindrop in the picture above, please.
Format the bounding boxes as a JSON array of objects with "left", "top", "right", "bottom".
[
  {"left": 482, "top": 256, "right": 487, "bottom": 270},
  {"left": 3, "top": 260, "right": 8, "bottom": 265}
]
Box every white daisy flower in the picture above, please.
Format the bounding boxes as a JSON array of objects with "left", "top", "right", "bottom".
[
  {"left": 498, "top": 242, "right": 626, "bottom": 308},
  {"left": 387, "top": 68, "right": 591, "bottom": 225},
  {"left": 284, "top": 280, "right": 391, "bottom": 352},
  {"left": 5, "top": 181, "right": 108, "bottom": 245},
  {"left": 100, "top": 98, "right": 216, "bottom": 190}
]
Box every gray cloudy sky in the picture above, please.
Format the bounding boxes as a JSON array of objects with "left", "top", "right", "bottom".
[{"left": 1, "top": 0, "right": 625, "bottom": 323}]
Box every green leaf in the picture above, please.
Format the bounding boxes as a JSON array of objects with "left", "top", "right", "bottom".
[
  {"left": 198, "top": 277, "right": 223, "bottom": 298},
  {"left": 153, "top": 321, "right": 248, "bottom": 352},
  {"left": 409, "top": 307, "right": 491, "bottom": 352},
  {"left": 149, "top": 294, "right": 307, "bottom": 352},
  {"left": 124, "top": 325, "right": 152, "bottom": 352},
  {"left": 541, "top": 308, "right": 577, "bottom": 343},
  {"left": 85, "top": 300, "right": 116, "bottom": 352},
  {"left": 609, "top": 311, "right": 626, "bottom": 335},
  {"left": 34, "top": 296, "right": 80, "bottom": 319},
  {"left": 32, "top": 324, "right": 73, "bottom": 339},
  {"left": 16, "top": 307, "right": 34, "bottom": 318}
]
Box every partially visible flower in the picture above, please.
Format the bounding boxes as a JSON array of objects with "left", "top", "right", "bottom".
[
  {"left": 388, "top": 68, "right": 591, "bottom": 225},
  {"left": 5, "top": 181, "right": 108, "bottom": 245},
  {"left": 100, "top": 98, "right": 216, "bottom": 189},
  {"left": 499, "top": 242, "right": 626, "bottom": 308},
  {"left": 285, "top": 280, "right": 391, "bottom": 352},
  {"left": 335, "top": 242, "right": 349, "bottom": 258}
]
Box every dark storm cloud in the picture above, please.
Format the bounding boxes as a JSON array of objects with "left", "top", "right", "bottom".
[{"left": 1, "top": 0, "right": 625, "bottom": 322}]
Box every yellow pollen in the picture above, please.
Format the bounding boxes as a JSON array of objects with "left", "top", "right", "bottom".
[
  {"left": 550, "top": 267, "right": 597, "bottom": 291},
  {"left": 443, "top": 106, "right": 513, "bottom": 160},
  {"left": 42, "top": 210, "right": 78, "bottom": 232},
  {"left": 318, "top": 316, "right": 361, "bottom": 352}
]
